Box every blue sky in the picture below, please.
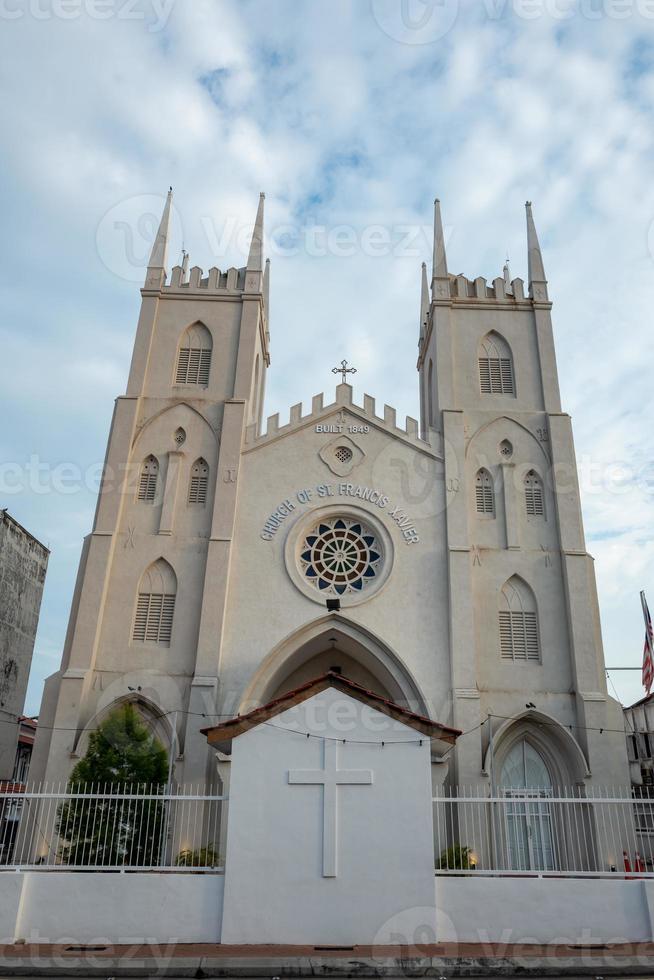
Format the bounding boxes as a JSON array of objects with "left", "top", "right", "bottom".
[{"left": 1, "top": 0, "right": 654, "bottom": 713}]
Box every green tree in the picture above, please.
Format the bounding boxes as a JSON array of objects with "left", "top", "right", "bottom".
[{"left": 56, "top": 703, "right": 169, "bottom": 867}]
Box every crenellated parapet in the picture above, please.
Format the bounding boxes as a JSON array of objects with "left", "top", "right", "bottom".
[
  {"left": 438, "top": 274, "right": 528, "bottom": 303},
  {"left": 244, "top": 383, "right": 436, "bottom": 454},
  {"left": 163, "top": 264, "right": 248, "bottom": 293}
]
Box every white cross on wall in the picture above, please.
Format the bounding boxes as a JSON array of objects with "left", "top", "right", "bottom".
[{"left": 288, "top": 739, "right": 373, "bottom": 877}]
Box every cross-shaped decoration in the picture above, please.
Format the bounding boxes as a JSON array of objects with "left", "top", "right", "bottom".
[
  {"left": 288, "top": 739, "right": 373, "bottom": 877},
  {"left": 332, "top": 359, "right": 357, "bottom": 385}
]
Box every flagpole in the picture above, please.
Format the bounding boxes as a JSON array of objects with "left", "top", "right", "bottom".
[{"left": 640, "top": 590, "right": 654, "bottom": 696}]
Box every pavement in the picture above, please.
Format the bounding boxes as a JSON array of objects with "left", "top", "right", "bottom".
[{"left": 1, "top": 941, "right": 654, "bottom": 977}]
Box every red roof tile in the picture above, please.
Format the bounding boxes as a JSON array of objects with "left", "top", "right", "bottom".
[{"left": 201, "top": 671, "right": 461, "bottom": 746}]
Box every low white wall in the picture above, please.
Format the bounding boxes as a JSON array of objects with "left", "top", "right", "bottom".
[
  {"left": 0, "top": 872, "right": 223, "bottom": 944},
  {"left": 3, "top": 871, "right": 654, "bottom": 946},
  {"left": 436, "top": 877, "right": 654, "bottom": 944},
  {"left": 0, "top": 874, "right": 23, "bottom": 941}
]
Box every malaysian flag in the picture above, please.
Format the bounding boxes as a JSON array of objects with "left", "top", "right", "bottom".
[{"left": 641, "top": 591, "right": 654, "bottom": 696}]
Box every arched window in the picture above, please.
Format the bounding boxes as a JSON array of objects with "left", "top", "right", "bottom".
[
  {"left": 500, "top": 739, "right": 554, "bottom": 870},
  {"left": 132, "top": 558, "right": 177, "bottom": 646},
  {"left": 137, "top": 454, "right": 159, "bottom": 503},
  {"left": 524, "top": 469, "right": 545, "bottom": 517},
  {"left": 175, "top": 322, "right": 212, "bottom": 386},
  {"left": 475, "top": 468, "right": 495, "bottom": 515},
  {"left": 499, "top": 576, "right": 540, "bottom": 662},
  {"left": 188, "top": 458, "right": 209, "bottom": 506},
  {"left": 501, "top": 740, "right": 552, "bottom": 790},
  {"left": 478, "top": 332, "right": 515, "bottom": 395}
]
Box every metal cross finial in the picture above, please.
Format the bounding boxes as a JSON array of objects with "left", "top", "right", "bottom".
[{"left": 332, "top": 359, "right": 357, "bottom": 385}]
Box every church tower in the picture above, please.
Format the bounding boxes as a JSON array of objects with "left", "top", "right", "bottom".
[
  {"left": 30, "top": 191, "right": 270, "bottom": 787},
  {"left": 418, "top": 200, "right": 626, "bottom": 787}
]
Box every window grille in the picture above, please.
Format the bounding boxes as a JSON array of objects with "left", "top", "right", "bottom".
[
  {"left": 176, "top": 348, "right": 212, "bottom": 386},
  {"left": 137, "top": 455, "right": 158, "bottom": 502},
  {"left": 475, "top": 469, "right": 494, "bottom": 514},
  {"left": 334, "top": 446, "right": 353, "bottom": 464},
  {"left": 499, "top": 610, "right": 540, "bottom": 661},
  {"left": 188, "top": 459, "right": 209, "bottom": 506},
  {"left": 499, "top": 577, "right": 540, "bottom": 662},
  {"left": 478, "top": 333, "right": 515, "bottom": 395},
  {"left": 133, "top": 593, "right": 175, "bottom": 644},
  {"left": 525, "top": 470, "right": 545, "bottom": 517}
]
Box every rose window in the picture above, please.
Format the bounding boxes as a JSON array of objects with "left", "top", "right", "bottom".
[{"left": 299, "top": 518, "right": 383, "bottom": 596}]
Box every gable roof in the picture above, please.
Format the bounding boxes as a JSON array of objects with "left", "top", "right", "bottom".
[{"left": 201, "top": 671, "right": 461, "bottom": 748}]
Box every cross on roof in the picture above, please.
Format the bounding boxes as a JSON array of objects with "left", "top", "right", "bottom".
[{"left": 332, "top": 359, "right": 357, "bottom": 385}]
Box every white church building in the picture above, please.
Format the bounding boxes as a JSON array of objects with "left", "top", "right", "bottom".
[
  {"left": 3, "top": 192, "right": 649, "bottom": 949},
  {"left": 30, "top": 191, "right": 628, "bottom": 799}
]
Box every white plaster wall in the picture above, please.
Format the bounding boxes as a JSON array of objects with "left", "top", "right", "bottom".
[
  {"left": 222, "top": 414, "right": 450, "bottom": 720},
  {"left": 221, "top": 688, "right": 437, "bottom": 945},
  {"left": 0, "top": 874, "right": 23, "bottom": 941},
  {"left": 436, "top": 877, "right": 653, "bottom": 944},
  {"left": 2, "top": 872, "right": 223, "bottom": 944}
]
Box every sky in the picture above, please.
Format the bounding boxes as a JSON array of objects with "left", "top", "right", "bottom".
[{"left": 1, "top": 0, "right": 653, "bottom": 714}]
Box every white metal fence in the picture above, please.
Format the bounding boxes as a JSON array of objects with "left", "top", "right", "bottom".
[
  {"left": 434, "top": 788, "right": 654, "bottom": 877},
  {"left": 3, "top": 784, "right": 653, "bottom": 877},
  {"left": 0, "top": 785, "right": 226, "bottom": 871}
]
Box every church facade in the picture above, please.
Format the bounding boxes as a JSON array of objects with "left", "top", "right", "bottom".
[{"left": 30, "top": 192, "right": 629, "bottom": 800}]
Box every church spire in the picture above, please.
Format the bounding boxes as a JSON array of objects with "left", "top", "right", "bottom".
[
  {"left": 419, "top": 261, "right": 429, "bottom": 341},
  {"left": 247, "top": 191, "right": 265, "bottom": 273},
  {"left": 145, "top": 187, "right": 172, "bottom": 286},
  {"left": 526, "top": 201, "right": 547, "bottom": 299},
  {"left": 432, "top": 198, "right": 449, "bottom": 297}
]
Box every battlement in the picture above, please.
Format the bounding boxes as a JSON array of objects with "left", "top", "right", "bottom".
[
  {"left": 162, "top": 264, "right": 248, "bottom": 292},
  {"left": 438, "top": 274, "right": 528, "bottom": 303},
  {"left": 244, "top": 383, "right": 433, "bottom": 452}
]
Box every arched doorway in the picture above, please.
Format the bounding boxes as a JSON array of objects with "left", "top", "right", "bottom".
[
  {"left": 239, "top": 615, "right": 428, "bottom": 715},
  {"left": 500, "top": 739, "right": 554, "bottom": 871}
]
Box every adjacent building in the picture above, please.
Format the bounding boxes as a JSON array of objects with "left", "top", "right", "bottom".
[
  {"left": 624, "top": 693, "right": 654, "bottom": 867},
  {"left": 0, "top": 510, "right": 48, "bottom": 780}
]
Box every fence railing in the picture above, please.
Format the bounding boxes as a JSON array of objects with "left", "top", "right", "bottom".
[
  {"left": 4, "top": 784, "right": 653, "bottom": 877},
  {"left": 0, "top": 785, "right": 226, "bottom": 871},
  {"left": 434, "top": 788, "right": 654, "bottom": 877}
]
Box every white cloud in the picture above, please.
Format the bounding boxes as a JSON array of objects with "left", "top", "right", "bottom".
[{"left": 1, "top": 1, "right": 653, "bottom": 713}]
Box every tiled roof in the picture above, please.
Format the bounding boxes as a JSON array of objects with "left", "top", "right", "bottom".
[{"left": 201, "top": 671, "right": 461, "bottom": 746}]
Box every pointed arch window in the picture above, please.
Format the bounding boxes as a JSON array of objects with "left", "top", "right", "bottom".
[
  {"left": 132, "top": 558, "right": 177, "bottom": 646},
  {"left": 137, "top": 454, "right": 159, "bottom": 503},
  {"left": 524, "top": 469, "right": 545, "bottom": 517},
  {"left": 500, "top": 740, "right": 554, "bottom": 870},
  {"left": 478, "top": 332, "right": 515, "bottom": 395},
  {"left": 475, "top": 468, "right": 495, "bottom": 515},
  {"left": 499, "top": 576, "right": 540, "bottom": 662},
  {"left": 188, "top": 458, "right": 209, "bottom": 506},
  {"left": 175, "top": 322, "right": 212, "bottom": 387}
]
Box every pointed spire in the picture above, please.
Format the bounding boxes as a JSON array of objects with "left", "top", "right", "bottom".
[
  {"left": 146, "top": 187, "right": 173, "bottom": 282},
  {"left": 503, "top": 256, "right": 511, "bottom": 286},
  {"left": 432, "top": 197, "right": 448, "bottom": 286},
  {"left": 247, "top": 191, "right": 265, "bottom": 273},
  {"left": 419, "top": 261, "right": 429, "bottom": 340},
  {"left": 526, "top": 201, "right": 547, "bottom": 298}
]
